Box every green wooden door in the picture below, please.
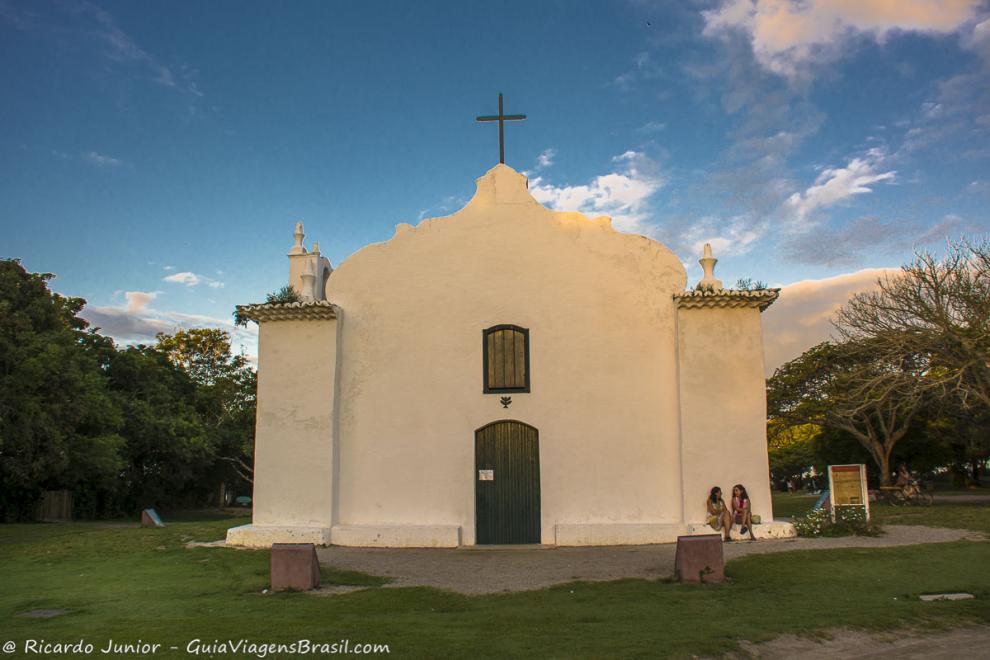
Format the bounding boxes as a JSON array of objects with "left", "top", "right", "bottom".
[{"left": 475, "top": 420, "right": 541, "bottom": 545}]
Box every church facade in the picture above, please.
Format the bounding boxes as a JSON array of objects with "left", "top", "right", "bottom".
[{"left": 226, "top": 164, "right": 795, "bottom": 548}]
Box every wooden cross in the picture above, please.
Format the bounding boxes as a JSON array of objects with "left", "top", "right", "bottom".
[{"left": 476, "top": 93, "right": 526, "bottom": 164}]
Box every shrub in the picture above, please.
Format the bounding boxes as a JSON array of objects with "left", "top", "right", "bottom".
[{"left": 792, "top": 505, "right": 880, "bottom": 537}]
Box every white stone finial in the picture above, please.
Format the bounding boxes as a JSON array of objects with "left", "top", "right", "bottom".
[
  {"left": 312, "top": 241, "right": 320, "bottom": 254},
  {"left": 299, "top": 259, "right": 316, "bottom": 301},
  {"left": 697, "top": 242, "right": 723, "bottom": 291},
  {"left": 289, "top": 222, "right": 307, "bottom": 255}
]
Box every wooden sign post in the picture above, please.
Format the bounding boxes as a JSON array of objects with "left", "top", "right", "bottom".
[{"left": 827, "top": 464, "right": 870, "bottom": 521}]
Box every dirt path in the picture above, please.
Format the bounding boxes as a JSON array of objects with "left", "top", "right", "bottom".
[
  {"left": 316, "top": 525, "right": 982, "bottom": 595},
  {"left": 731, "top": 626, "right": 990, "bottom": 659}
]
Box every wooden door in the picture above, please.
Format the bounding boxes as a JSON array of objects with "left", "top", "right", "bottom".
[{"left": 475, "top": 420, "right": 541, "bottom": 544}]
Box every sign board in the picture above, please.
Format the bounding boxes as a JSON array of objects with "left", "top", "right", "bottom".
[
  {"left": 141, "top": 508, "right": 165, "bottom": 528},
  {"left": 478, "top": 469, "right": 494, "bottom": 481},
  {"left": 827, "top": 464, "right": 870, "bottom": 521}
]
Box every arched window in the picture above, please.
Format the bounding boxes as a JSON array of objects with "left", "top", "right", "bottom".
[{"left": 482, "top": 325, "right": 530, "bottom": 393}]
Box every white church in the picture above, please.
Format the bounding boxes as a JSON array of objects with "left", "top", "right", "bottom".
[{"left": 226, "top": 162, "right": 795, "bottom": 548}]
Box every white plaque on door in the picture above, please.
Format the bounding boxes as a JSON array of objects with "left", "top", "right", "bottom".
[{"left": 478, "top": 469, "right": 494, "bottom": 481}]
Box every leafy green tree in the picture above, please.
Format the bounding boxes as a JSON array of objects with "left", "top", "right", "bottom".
[
  {"left": 106, "top": 345, "right": 212, "bottom": 511},
  {"left": 768, "top": 341, "right": 929, "bottom": 485},
  {"left": 155, "top": 329, "right": 256, "bottom": 494},
  {"left": 0, "top": 260, "right": 124, "bottom": 520},
  {"left": 767, "top": 421, "right": 820, "bottom": 487}
]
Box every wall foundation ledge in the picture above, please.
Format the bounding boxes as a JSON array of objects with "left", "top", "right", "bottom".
[
  {"left": 554, "top": 523, "right": 688, "bottom": 546},
  {"left": 331, "top": 524, "right": 461, "bottom": 548},
  {"left": 685, "top": 520, "right": 796, "bottom": 541},
  {"left": 225, "top": 524, "right": 333, "bottom": 548}
]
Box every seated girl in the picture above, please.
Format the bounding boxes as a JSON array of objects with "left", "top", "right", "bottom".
[
  {"left": 706, "top": 487, "right": 733, "bottom": 541},
  {"left": 731, "top": 484, "right": 757, "bottom": 541}
]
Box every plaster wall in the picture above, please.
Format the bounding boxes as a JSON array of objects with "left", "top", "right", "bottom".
[
  {"left": 325, "top": 165, "right": 688, "bottom": 545},
  {"left": 676, "top": 306, "right": 774, "bottom": 525},
  {"left": 251, "top": 319, "right": 338, "bottom": 530}
]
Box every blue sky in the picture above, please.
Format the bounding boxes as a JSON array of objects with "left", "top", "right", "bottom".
[{"left": 2, "top": 0, "right": 988, "bottom": 367}]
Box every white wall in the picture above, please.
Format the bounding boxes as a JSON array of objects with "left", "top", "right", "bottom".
[
  {"left": 325, "top": 165, "right": 688, "bottom": 544},
  {"left": 252, "top": 319, "right": 339, "bottom": 529},
  {"left": 676, "top": 306, "right": 774, "bottom": 524}
]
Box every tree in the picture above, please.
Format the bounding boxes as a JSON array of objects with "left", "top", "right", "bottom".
[
  {"left": 767, "top": 421, "right": 820, "bottom": 489},
  {"left": 156, "top": 328, "right": 242, "bottom": 385},
  {"left": 0, "top": 260, "right": 124, "bottom": 520},
  {"left": 155, "top": 329, "right": 256, "bottom": 490},
  {"left": 106, "top": 345, "right": 212, "bottom": 511},
  {"left": 835, "top": 238, "right": 990, "bottom": 410},
  {"left": 768, "top": 341, "right": 929, "bottom": 485}
]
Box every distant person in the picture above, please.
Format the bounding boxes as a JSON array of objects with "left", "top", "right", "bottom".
[
  {"left": 896, "top": 463, "right": 919, "bottom": 498},
  {"left": 786, "top": 478, "right": 796, "bottom": 493},
  {"left": 731, "top": 484, "right": 757, "bottom": 541},
  {"left": 706, "top": 487, "right": 733, "bottom": 542},
  {"left": 896, "top": 463, "right": 912, "bottom": 486}
]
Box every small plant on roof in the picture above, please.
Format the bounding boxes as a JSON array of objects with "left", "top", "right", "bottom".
[
  {"left": 234, "top": 286, "right": 303, "bottom": 326},
  {"left": 734, "top": 277, "right": 768, "bottom": 291},
  {"left": 265, "top": 286, "right": 302, "bottom": 305}
]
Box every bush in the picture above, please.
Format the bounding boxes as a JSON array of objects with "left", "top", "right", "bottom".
[{"left": 792, "top": 505, "right": 880, "bottom": 537}]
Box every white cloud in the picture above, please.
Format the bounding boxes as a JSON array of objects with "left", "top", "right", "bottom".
[
  {"left": 536, "top": 148, "right": 556, "bottom": 169},
  {"left": 762, "top": 267, "right": 898, "bottom": 374},
  {"left": 638, "top": 121, "right": 667, "bottom": 133},
  {"left": 417, "top": 195, "right": 467, "bottom": 221},
  {"left": 529, "top": 151, "right": 665, "bottom": 233},
  {"left": 782, "top": 149, "right": 895, "bottom": 229},
  {"left": 83, "top": 151, "right": 124, "bottom": 168},
  {"left": 124, "top": 290, "right": 157, "bottom": 313},
  {"left": 703, "top": 0, "right": 984, "bottom": 79},
  {"left": 681, "top": 215, "right": 768, "bottom": 259},
  {"left": 81, "top": 300, "right": 257, "bottom": 360},
  {"left": 163, "top": 271, "right": 224, "bottom": 289},
  {"left": 0, "top": 0, "right": 203, "bottom": 98}
]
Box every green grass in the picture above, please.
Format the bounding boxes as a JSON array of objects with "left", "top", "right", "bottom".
[
  {"left": 772, "top": 491, "right": 990, "bottom": 535},
  {"left": 1, "top": 510, "right": 989, "bottom": 659},
  {"left": 771, "top": 492, "right": 819, "bottom": 518},
  {"left": 873, "top": 503, "right": 990, "bottom": 535}
]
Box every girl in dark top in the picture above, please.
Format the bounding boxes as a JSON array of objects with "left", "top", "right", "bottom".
[
  {"left": 706, "top": 486, "right": 733, "bottom": 542},
  {"left": 731, "top": 484, "right": 756, "bottom": 541}
]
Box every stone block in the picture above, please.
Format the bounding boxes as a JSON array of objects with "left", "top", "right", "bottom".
[
  {"left": 674, "top": 534, "right": 724, "bottom": 583},
  {"left": 270, "top": 543, "right": 321, "bottom": 591},
  {"left": 226, "top": 524, "right": 332, "bottom": 548}
]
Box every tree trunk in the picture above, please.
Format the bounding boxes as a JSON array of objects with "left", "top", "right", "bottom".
[{"left": 877, "top": 452, "right": 893, "bottom": 487}]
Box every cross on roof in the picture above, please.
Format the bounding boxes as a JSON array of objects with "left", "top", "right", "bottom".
[{"left": 476, "top": 93, "right": 526, "bottom": 165}]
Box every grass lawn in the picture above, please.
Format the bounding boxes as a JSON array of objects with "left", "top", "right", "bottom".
[
  {"left": 771, "top": 492, "right": 819, "bottom": 518},
  {"left": 2, "top": 509, "right": 988, "bottom": 659},
  {"left": 772, "top": 491, "right": 990, "bottom": 535}
]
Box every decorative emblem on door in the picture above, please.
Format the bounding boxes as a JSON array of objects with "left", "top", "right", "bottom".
[
  {"left": 478, "top": 469, "right": 494, "bottom": 481},
  {"left": 500, "top": 396, "right": 512, "bottom": 408}
]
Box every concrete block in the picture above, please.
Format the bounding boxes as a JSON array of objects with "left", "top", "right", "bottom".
[
  {"left": 270, "top": 543, "right": 320, "bottom": 591},
  {"left": 226, "top": 524, "right": 332, "bottom": 548},
  {"left": 675, "top": 534, "right": 724, "bottom": 583},
  {"left": 685, "top": 520, "right": 796, "bottom": 540}
]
